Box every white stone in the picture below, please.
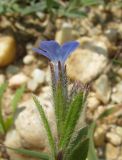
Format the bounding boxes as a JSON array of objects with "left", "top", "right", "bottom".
[
  {"left": 9, "top": 73, "right": 28, "bottom": 88},
  {"left": 23, "top": 55, "right": 35, "bottom": 65},
  {"left": 31, "top": 68, "right": 45, "bottom": 84},
  {"left": 67, "top": 48, "right": 108, "bottom": 83},
  {"left": 87, "top": 92, "right": 100, "bottom": 111},
  {"left": 36, "top": 12, "right": 45, "bottom": 20},
  {"left": 111, "top": 82, "right": 122, "bottom": 103},
  {"left": 106, "top": 143, "right": 120, "bottom": 160},
  {"left": 4, "top": 130, "right": 24, "bottom": 160},
  {"left": 55, "top": 23, "right": 73, "bottom": 44},
  {"left": 0, "top": 74, "right": 5, "bottom": 85},
  {"left": 105, "top": 29, "right": 118, "bottom": 42},
  {"left": 115, "top": 127, "right": 122, "bottom": 137},
  {"left": 15, "top": 98, "right": 57, "bottom": 149},
  {"left": 66, "top": 36, "right": 109, "bottom": 83},
  {"left": 93, "top": 74, "right": 111, "bottom": 104},
  {"left": 5, "top": 129, "right": 42, "bottom": 160},
  {"left": 27, "top": 79, "right": 39, "bottom": 92},
  {"left": 77, "top": 36, "right": 111, "bottom": 52},
  {"left": 94, "top": 106, "right": 105, "bottom": 120},
  {"left": 26, "top": 43, "right": 33, "bottom": 50},
  {"left": 106, "top": 132, "right": 122, "bottom": 146}
]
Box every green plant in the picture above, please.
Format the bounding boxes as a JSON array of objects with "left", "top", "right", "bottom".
[
  {"left": 0, "top": 0, "right": 104, "bottom": 18},
  {"left": 113, "top": 59, "right": 122, "bottom": 66},
  {"left": 8, "top": 37, "right": 121, "bottom": 160},
  {"left": 9, "top": 40, "right": 90, "bottom": 160},
  {"left": 0, "top": 83, "right": 25, "bottom": 134}
]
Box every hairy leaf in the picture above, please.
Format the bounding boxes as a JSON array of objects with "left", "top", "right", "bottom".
[
  {"left": 60, "top": 92, "right": 84, "bottom": 149},
  {"left": 7, "top": 147, "right": 49, "bottom": 160},
  {"left": 11, "top": 85, "right": 25, "bottom": 113},
  {"left": 33, "top": 95, "right": 56, "bottom": 159},
  {"left": 54, "top": 83, "right": 64, "bottom": 137},
  {"left": 88, "top": 122, "right": 98, "bottom": 160},
  {"left": 64, "top": 126, "right": 88, "bottom": 159},
  {"left": 68, "top": 138, "right": 89, "bottom": 160}
]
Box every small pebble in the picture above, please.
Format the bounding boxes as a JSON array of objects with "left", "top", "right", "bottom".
[
  {"left": 93, "top": 74, "right": 111, "bottom": 104},
  {"left": 6, "top": 65, "right": 20, "bottom": 75},
  {"left": 26, "top": 43, "right": 33, "bottom": 50},
  {"left": 87, "top": 92, "right": 100, "bottom": 111},
  {"left": 36, "top": 12, "right": 45, "bottom": 20},
  {"left": 94, "top": 106, "right": 105, "bottom": 120},
  {"left": 111, "top": 82, "right": 122, "bottom": 104},
  {"left": 0, "top": 36, "right": 16, "bottom": 67},
  {"left": 55, "top": 23, "right": 73, "bottom": 44},
  {"left": 9, "top": 73, "right": 28, "bottom": 88},
  {"left": 0, "top": 74, "right": 5, "bottom": 85},
  {"left": 23, "top": 55, "right": 35, "bottom": 65},
  {"left": 115, "top": 127, "right": 122, "bottom": 137},
  {"left": 31, "top": 68, "right": 45, "bottom": 84},
  {"left": 94, "top": 124, "right": 107, "bottom": 146},
  {"left": 106, "top": 132, "right": 122, "bottom": 146},
  {"left": 105, "top": 29, "right": 118, "bottom": 42},
  {"left": 106, "top": 143, "right": 120, "bottom": 160},
  {"left": 27, "top": 79, "right": 39, "bottom": 92}
]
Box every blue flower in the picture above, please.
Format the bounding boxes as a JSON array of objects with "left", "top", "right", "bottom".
[
  {"left": 33, "top": 40, "right": 79, "bottom": 82},
  {"left": 33, "top": 40, "right": 79, "bottom": 64}
]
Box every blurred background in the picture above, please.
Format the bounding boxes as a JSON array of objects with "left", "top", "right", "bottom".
[{"left": 0, "top": 0, "right": 121, "bottom": 160}]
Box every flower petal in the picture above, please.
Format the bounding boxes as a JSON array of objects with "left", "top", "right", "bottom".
[
  {"left": 60, "top": 41, "right": 79, "bottom": 62},
  {"left": 39, "top": 40, "right": 60, "bottom": 61},
  {"left": 32, "top": 48, "right": 52, "bottom": 60}
]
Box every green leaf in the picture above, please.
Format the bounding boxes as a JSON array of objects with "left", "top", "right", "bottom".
[
  {"left": 64, "top": 126, "right": 88, "bottom": 160},
  {"left": 7, "top": 147, "right": 49, "bottom": 160},
  {"left": 0, "top": 6, "right": 5, "bottom": 14},
  {"left": 0, "top": 82, "right": 8, "bottom": 133},
  {"left": 20, "top": 1, "right": 46, "bottom": 15},
  {"left": 0, "top": 123, "right": 5, "bottom": 134},
  {"left": 4, "top": 115, "right": 13, "bottom": 131},
  {"left": 98, "top": 107, "right": 117, "bottom": 120},
  {"left": 0, "top": 82, "right": 7, "bottom": 104},
  {"left": 63, "top": 11, "right": 86, "bottom": 18},
  {"left": 113, "top": 59, "right": 122, "bottom": 66},
  {"left": 33, "top": 95, "right": 56, "bottom": 159},
  {"left": 53, "top": 82, "right": 67, "bottom": 137},
  {"left": 50, "top": 63, "right": 69, "bottom": 140},
  {"left": 88, "top": 122, "right": 98, "bottom": 160},
  {"left": 81, "top": 0, "right": 104, "bottom": 6},
  {"left": 5, "top": 85, "right": 25, "bottom": 131},
  {"left": 68, "top": 138, "right": 89, "bottom": 160},
  {"left": 69, "top": 126, "right": 88, "bottom": 149},
  {"left": 67, "top": 0, "right": 81, "bottom": 11},
  {"left": 58, "top": 8, "right": 86, "bottom": 18},
  {"left": 11, "top": 85, "right": 25, "bottom": 113},
  {"left": 60, "top": 92, "right": 84, "bottom": 149},
  {"left": 46, "top": 0, "right": 53, "bottom": 12}
]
